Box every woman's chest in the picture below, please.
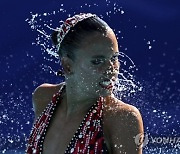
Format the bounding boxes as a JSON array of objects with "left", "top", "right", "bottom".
[
  {"left": 42, "top": 114, "right": 111, "bottom": 154},
  {"left": 42, "top": 114, "right": 84, "bottom": 154}
]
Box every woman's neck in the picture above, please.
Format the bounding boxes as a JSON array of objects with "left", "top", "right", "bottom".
[{"left": 61, "top": 81, "right": 98, "bottom": 120}]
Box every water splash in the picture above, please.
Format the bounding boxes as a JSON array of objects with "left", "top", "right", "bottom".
[
  {"left": 25, "top": 6, "right": 142, "bottom": 99},
  {"left": 112, "top": 52, "right": 142, "bottom": 99}
]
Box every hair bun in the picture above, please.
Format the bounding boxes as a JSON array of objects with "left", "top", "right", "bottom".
[{"left": 51, "top": 31, "right": 59, "bottom": 45}]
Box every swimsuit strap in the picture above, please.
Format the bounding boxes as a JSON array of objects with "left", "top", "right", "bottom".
[
  {"left": 65, "top": 96, "right": 108, "bottom": 153},
  {"left": 26, "top": 83, "right": 66, "bottom": 154}
]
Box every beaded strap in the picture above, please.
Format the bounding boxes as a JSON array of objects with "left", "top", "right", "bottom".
[
  {"left": 26, "top": 84, "right": 65, "bottom": 154},
  {"left": 64, "top": 97, "right": 109, "bottom": 154}
]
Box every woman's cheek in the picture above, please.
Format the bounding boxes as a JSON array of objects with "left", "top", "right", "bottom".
[
  {"left": 90, "top": 67, "right": 102, "bottom": 75},
  {"left": 80, "top": 63, "right": 103, "bottom": 78},
  {"left": 96, "top": 65, "right": 106, "bottom": 73}
]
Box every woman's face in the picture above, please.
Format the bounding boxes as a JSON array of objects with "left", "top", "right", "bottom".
[{"left": 71, "top": 29, "right": 119, "bottom": 98}]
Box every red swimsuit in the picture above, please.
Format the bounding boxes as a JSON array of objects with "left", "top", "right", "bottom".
[{"left": 26, "top": 84, "right": 109, "bottom": 153}]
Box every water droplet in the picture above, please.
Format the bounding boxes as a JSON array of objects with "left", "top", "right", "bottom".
[
  {"left": 92, "top": 109, "right": 96, "bottom": 113},
  {"left": 70, "top": 148, "right": 74, "bottom": 153},
  {"left": 86, "top": 121, "right": 90, "bottom": 126}
]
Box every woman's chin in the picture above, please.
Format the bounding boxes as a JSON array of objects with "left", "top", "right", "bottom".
[{"left": 95, "top": 88, "right": 113, "bottom": 97}]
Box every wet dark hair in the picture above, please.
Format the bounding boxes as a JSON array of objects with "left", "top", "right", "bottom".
[{"left": 51, "top": 16, "right": 110, "bottom": 61}]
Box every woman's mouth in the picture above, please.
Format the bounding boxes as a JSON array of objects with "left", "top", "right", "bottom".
[{"left": 99, "top": 80, "right": 113, "bottom": 89}]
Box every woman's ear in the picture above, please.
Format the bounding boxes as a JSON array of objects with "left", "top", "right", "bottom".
[{"left": 61, "top": 57, "right": 74, "bottom": 75}]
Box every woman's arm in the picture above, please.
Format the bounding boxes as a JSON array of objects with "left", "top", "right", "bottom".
[{"left": 108, "top": 104, "right": 144, "bottom": 154}]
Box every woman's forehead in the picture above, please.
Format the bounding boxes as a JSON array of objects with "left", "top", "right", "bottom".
[
  {"left": 77, "top": 30, "right": 118, "bottom": 56},
  {"left": 84, "top": 30, "right": 116, "bottom": 44}
]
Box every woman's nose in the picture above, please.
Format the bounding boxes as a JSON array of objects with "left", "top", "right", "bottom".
[
  {"left": 104, "top": 59, "right": 119, "bottom": 76},
  {"left": 104, "top": 60, "right": 115, "bottom": 75}
]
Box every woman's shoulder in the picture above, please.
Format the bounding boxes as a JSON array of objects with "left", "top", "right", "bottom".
[
  {"left": 115, "top": 99, "right": 141, "bottom": 116},
  {"left": 104, "top": 98, "right": 144, "bottom": 153},
  {"left": 33, "top": 82, "right": 65, "bottom": 101},
  {"left": 33, "top": 82, "right": 64, "bottom": 94},
  {"left": 104, "top": 99, "right": 143, "bottom": 153},
  {"left": 104, "top": 97, "right": 141, "bottom": 117},
  {"left": 32, "top": 82, "right": 65, "bottom": 120},
  {"left": 104, "top": 97, "right": 143, "bottom": 131}
]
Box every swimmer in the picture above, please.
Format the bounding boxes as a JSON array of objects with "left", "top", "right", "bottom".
[{"left": 26, "top": 13, "right": 144, "bottom": 154}]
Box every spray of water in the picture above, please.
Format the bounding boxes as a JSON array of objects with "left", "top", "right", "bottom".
[{"left": 25, "top": 9, "right": 142, "bottom": 100}]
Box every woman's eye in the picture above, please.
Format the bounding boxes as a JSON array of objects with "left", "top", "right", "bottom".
[{"left": 91, "top": 59, "right": 105, "bottom": 65}]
